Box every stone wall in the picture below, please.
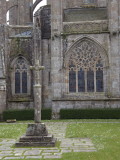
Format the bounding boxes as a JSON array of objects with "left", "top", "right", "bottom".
[
  {"left": 47, "top": 0, "right": 120, "bottom": 119},
  {"left": 52, "top": 99, "right": 120, "bottom": 119},
  {"left": 62, "top": 0, "right": 107, "bottom": 9},
  {"left": 0, "top": 0, "right": 33, "bottom": 25},
  {"left": 5, "top": 25, "right": 34, "bottom": 111},
  {"left": 0, "top": 0, "right": 7, "bottom": 24},
  {"left": 8, "top": 102, "right": 33, "bottom": 110},
  {"left": 1, "top": 0, "right": 120, "bottom": 118}
]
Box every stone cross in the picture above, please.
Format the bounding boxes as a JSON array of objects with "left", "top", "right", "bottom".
[{"left": 30, "top": 60, "right": 45, "bottom": 123}]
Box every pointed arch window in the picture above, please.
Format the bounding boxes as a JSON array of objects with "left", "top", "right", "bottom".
[
  {"left": 12, "top": 57, "right": 31, "bottom": 95},
  {"left": 69, "top": 64, "right": 76, "bottom": 92},
  {"left": 68, "top": 40, "right": 104, "bottom": 93}
]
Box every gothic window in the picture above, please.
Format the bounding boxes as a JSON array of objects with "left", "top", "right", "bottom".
[
  {"left": 12, "top": 57, "right": 31, "bottom": 95},
  {"left": 96, "top": 62, "right": 103, "bottom": 92},
  {"left": 67, "top": 40, "right": 104, "bottom": 93},
  {"left": 87, "top": 69, "right": 94, "bottom": 92},
  {"left": 69, "top": 64, "right": 76, "bottom": 92},
  {"left": 78, "top": 68, "right": 85, "bottom": 92}
]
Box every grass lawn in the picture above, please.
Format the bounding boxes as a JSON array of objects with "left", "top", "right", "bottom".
[
  {"left": 65, "top": 122, "right": 120, "bottom": 160},
  {"left": 0, "top": 124, "right": 27, "bottom": 139},
  {"left": 0, "top": 120, "right": 120, "bottom": 160}
]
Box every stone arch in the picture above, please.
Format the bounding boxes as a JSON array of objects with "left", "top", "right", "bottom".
[
  {"left": 11, "top": 56, "right": 30, "bottom": 68},
  {"left": 64, "top": 37, "right": 109, "bottom": 68},
  {"left": 63, "top": 37, "right": 109, "bottom": 93},
  {"left": 31, "top": 0, "right": 43, "bottom": 13},
  {"left": 11, "top": 56, "right": 31, "bottom": 95}
]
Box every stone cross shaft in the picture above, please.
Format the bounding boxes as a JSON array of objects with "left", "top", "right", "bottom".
[{"left": 30, "top": 60, "right": 45, "bottom": 123}]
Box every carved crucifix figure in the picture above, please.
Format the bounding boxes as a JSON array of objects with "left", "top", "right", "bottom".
[{"left": 30, "top": 60, "right": 45, "bottom": 123}]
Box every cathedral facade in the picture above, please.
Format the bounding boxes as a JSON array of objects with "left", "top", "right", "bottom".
[{"left": 0, "top": 0, "right": 120, "bottom": 119}]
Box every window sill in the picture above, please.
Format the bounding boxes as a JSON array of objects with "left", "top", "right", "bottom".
[
  {"left": 63, "top": 92, "right": 105, "bottom": 99},
  {"left": 52, "top": 92, "right": 120, "bottom": 101},
  {"left": 52, "top": 97, "right": 120, "bottom": 101},
  {"left": 8, "top": 96, "right": 33, "bottom": 102}
]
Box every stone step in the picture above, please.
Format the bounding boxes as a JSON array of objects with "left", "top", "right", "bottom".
[
  {"left": 19, "top": 135, "right": 54, "bottom": 142},
  {"left": 15, "top": 138, "right": 56, "bottom": 147}
]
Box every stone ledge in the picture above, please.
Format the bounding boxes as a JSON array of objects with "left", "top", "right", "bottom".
[
  {"left": 52, "top": 98, "right": 120, "bottom": 101},
  {"left": 19, "top": 135, "right": 54, "bottom": 142},
  {"left": 61, "top": 31, "right": 110, "bottom": 35},
  {"left": 8, "top": 98, "right": 33, "bottom": 102}
]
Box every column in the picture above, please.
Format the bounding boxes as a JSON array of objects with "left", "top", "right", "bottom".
[
  {"left": 108, "top": 0, "right": 120, "bottom": 97},
  {"left": 51, "top": 0, "right": 63, "bottom": 98}
]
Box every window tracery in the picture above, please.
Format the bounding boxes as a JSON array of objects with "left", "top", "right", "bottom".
[{"left": 66, "top": 40, "right": 104, "bottom": 93}]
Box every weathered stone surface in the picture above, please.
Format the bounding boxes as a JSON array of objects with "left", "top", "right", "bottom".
[
  {"left": 4, "top": 157, "right": 24, "bottom": 159},
  {"left": 44, "top": 155, "right": 62, "bottom": 159},
  {"left": 61, "top": 149, "right": 72, "bottom": 153},
  {"left": 15, "top": 140, "right": 56, "bottom": 147},
  {"left": 42, "top": 153, "right": 52, "bottom": 156},
  {"left": 25, "top": 156, "right": 42, "bottom": 159},
  {"left": 24, "top": 150, "right": 41, "bottom": 156},
  {"left": 0, "top": 0, "right": 120, "bottom": 118},
  {"left": 15, "top": 123, "right": 56, "bottom": 147},
  {"left": 43, "top": 149, "right": 60, "bottom": 153},
  {"left": 26, "top": 123, "right": 48, "bottom": 136},
  {"left": 19, "top": 135, "right": 53, "bottom": 142}
]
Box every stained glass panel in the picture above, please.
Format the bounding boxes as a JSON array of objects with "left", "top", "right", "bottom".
[
  {"left": 78, "top": 69, "right": 85, "bottom": 92},
  {"left": 87, "top": 70, "right": 94, "bottom": 92},
  {"left": 69, "top": 70, "right": 76, "bottom": 92},
  {"left": 22, "top": 71, "right": 27, "bottom": 93},
  {"left": 15, "top": 71, "right": 20, "bottom": 94},
  {"left": 96, "top": 69, "right": 103, "bottom": 92},
  {"left": 14, "top": 57, "right": 28, "bottom": 94}
]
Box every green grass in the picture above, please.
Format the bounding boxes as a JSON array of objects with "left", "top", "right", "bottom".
[
  {"left": 0, "top": 120, "right": 120, "bottom": 160},
  {"left": 0, "top": 124, "right": 27, "bottom": 139},
  {"left": 1, "top": 119, "right": 120, "bottom": 123},
  {"left": 65, "top": 123, "right": 120, "bottom": 160}
]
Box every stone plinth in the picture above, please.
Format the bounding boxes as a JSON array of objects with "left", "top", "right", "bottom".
[{"left": 15, "top": 123, "right": 56, "bottom": 147}]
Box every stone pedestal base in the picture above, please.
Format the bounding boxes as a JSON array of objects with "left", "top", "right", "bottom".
[{"left": 15, "top": 123, "right": 56, "bottom": 147}]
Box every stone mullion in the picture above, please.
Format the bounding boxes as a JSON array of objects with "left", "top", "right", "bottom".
[
  {"left": 27, "top": 69, "right": 31, "bottom": 95},
  {"left": 94, "top": 69, "right": 96, "bottom": 92},
  {"left": 12, "top": 69, "right": 15, "bottom": 95},
  {"left": 20, "top": 71, "right": 22, "bottom": 94},
  {"left": 27, "top": 71, "right": 29, "bottom": 94},
  {"left": 85, "top": 70, "right": 87, "bottom": 92},
  {"left": 67, "top": 70, "right": 69, "bottom": 93}
]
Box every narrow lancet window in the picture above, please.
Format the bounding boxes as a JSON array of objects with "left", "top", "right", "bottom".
[
  {"left": 78, "top": 68, "right": 85, "bottom": 92},
  {"left": 14, "top": 57, "right": 29, "bottom": 94},
  {"left": 87, "top": 69, "right": 94, "bottom": 92},
  {"left": 96, "top": 62, "right": 103, "bottom": 92},
  {"left": 69, "top": 64, "right": 76, "bottom": 92}
]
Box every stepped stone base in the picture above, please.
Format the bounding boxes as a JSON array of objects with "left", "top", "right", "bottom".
[{"left": 15, "top": 123, "right": 56, "bottom": 147}]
